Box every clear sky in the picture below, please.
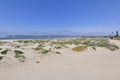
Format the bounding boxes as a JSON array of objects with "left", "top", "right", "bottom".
[{"left": 0, "top": 0, "right": 120, "bottom": 36}]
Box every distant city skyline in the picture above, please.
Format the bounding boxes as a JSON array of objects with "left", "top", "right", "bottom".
[{"left": 0, "top": 0, "right": 120, "bottom": 37}]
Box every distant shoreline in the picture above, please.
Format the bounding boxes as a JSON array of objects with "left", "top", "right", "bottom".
[
  {"left": 0, "top": 35, "right": 110, "bottom": 40},
  {"left": 0, "top": 37, "right": 77, "bottom": 40}
]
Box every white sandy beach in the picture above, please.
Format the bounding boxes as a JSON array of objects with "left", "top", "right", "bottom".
[{"left": 0, "top": 38, "right": 120, "bottom": 80}]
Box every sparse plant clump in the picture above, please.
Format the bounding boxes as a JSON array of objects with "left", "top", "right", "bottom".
[
  {"left": 14, "top": 50, "right": 25, "bottom": 62},
  {"left": 34, "top": 45, "right": 44, "bottom": 50},
  {"left": 15, "top": 45, "right": 20, "bottom": 48},
  {"left": 41, "top": 49, "right": 50, "bottom": 54},
  {"left": 36, "top": 61, "right": 40, "bottom": 63},
  {"left": 72, "top": 46, "right": 87, "bottom": 52},
  {"left": 15, "top": 53, "right": 25, "bottom": 58},
  {"left": 0, "top": 56, "right": 3, "bottom": 60},
  {"left": 0, "top": 41, "right": 6, "bottom": 45},
  {"left": 17, "top": 40, "right": 33, "bottom": 43},
  {"left": 34, "top": 46, "right": 51, "bottom": 54},
  {"left": 23, "top": 40, "right": 29, "bottom": 43},
  {"left": 55, "top": 51, "right": 61, "bottom": 54},
  {"left": 107, "top": 44, "right": 119, "bottom": 51},
  {"left": 50, "top": 41, "right": 70, "bottom": 49},
  {"left": 79, "top": 39, "right": 119, "bottom": 51},
  {"left": 34, "top": 43, "right": 46, "bottom": 50},
  {"left": 0, "top": 48, "right": 2, "bottom": 50},
  {"left": 1, "top": 50, "right": 9, "bottom": 55},
  {"left": 38, "top": 44, "right": 44, "bottom": 47},
  {"left": 35, "top": 40, "right": 49, "bottom": 44},
  {"left": 14, "top": 50, "right": 23, "bottom": 54},
  {"left": 92, "top": 47, "right": 96, "bottom": 50},
  {"left": 17, "top": 40, "right": 23, "bottom": 43},
  {"left": 54, "top": 46, "right": 62, "bottom": 49}
]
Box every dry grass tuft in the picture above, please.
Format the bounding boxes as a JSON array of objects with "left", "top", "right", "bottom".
[{"left": 72, "top": 46, "right": 87, "bottom": 52}]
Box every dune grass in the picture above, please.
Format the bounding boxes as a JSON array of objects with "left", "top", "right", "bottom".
[
  {"left": 14, "top": 50, "right": 25, "bottom": 62},
  {"left": 34, "top": 47, "right": 44, "bottom": 50},
  {"left": 41, "top": 49, "right": 49, "bottom": 54},
  {"left": 34, "top": 45, "right": 51, "bottom": 54},
  {"left": 34, "top": 45, "right": 44, "bottom": 50},
  {"left": 1, "top": 50, "right": 9, "bottom": 55},
  {"left": 0, "top": 56, "right": 3, "bottom": 60},
  {"left": 55, "top": 51, "right": 61, "bottom": 54},
  {"left": 0, "top": 48, "right": 2, "bottom": 50},
  {"left": 54, "top": 46, "right": 62, "bottom": 49},
  {"left": 14, "top": 50, "right": 23, "bottom": 54},
  {"left": 0, "top": 41, "right": 7, "bottom": 45},
  {"left": 53, "top": 38, "right": 119, "bottom": 51},
  {"left": 81, "top": 40, "right": 119, "bottom": 51},
  {"left": 108, "top": 44, "right": 119, "bottom": 51},
  {"left": 92, "top": 47, "right": 96, "bottom": 50},
  {"left": 72, "top": 46, "right": 88, "bottom": 52}
]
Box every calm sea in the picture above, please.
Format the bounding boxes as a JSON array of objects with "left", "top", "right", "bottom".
[{"left": 0, "top": 36, "right": 77, "bottom": 40}]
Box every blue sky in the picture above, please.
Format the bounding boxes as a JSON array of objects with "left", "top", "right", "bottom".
[{"left": 0, "top": 0, "right": 120, "bottom": 36}]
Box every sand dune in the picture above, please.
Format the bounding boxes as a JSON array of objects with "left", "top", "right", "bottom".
[{"left": 0, "top": 38, "right": 120, "bottom": 80}]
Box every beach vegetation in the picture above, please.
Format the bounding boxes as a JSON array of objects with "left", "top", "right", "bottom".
[
  {"left": 92, "top": 47, "right": 96, "bottom": 50},
  {"left": 34, "top": 45, "right": 44, "bottom": 50},
  {"left": 34, "top": 47, "right": 44, "bottom": 50},
  {"left": 14, "top": 50, "right": 25, "bottom": 62},
  {"left": 0, "top": 41, "right": 7, "bottom": 45},
  {"left": 14, "top": 50, "right": 24, "bottom": 54},
  {"left": 72, "top": 46, "right": 88, "bottom": 52},
  {"left": 23, "top": 40, "right": 29, "bottom": 43},
  {"left": 107, "top": 44, "right": 119, "bottom": 51},
  {"left": 41, "top": 49, "right": 49, "bottom": 54},
  {"left": 0, "top": 48, "right": 2, "bottom": 50},
  {"left": 0, "top": 56, "right": 3, "bottom": 60},
  {"left": 1, "top": 50, "right": 9, "bottom": 55},
  {"left": 55, "top": 51, "right": 61, "bottom": 54},
  {"left": 54, "top": 46, "right": 62, "bottom": 49}
]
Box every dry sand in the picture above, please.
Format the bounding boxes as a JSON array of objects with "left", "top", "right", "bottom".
[{"left": 0, "top": 39, "right": 120, "bottom": 80}]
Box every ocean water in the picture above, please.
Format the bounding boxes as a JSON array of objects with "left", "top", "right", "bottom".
[{"left": 0, "top": 36, "right": 77, "bottom": 40}]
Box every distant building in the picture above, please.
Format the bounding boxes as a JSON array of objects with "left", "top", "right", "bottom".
[{"left": 115, "top": 30, "right": 119, "bottom": 37}]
